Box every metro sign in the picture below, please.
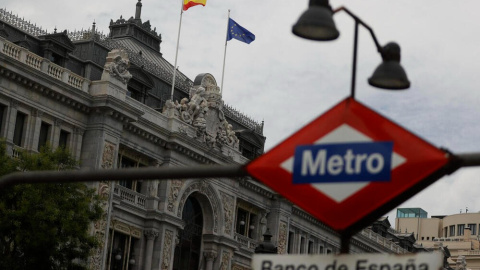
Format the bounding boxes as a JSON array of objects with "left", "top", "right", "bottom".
[{"left": 246, "top": 98, "right": 450, "bottom": 232}]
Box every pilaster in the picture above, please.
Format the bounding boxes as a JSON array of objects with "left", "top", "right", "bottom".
[
  {"left": 5, "top": 100, "right": 18, "bottom": 144},
  {"left": 143, "top": 230, "right": 159, "bottom": 270},
  {"left": 29, "top": 109, "right": 43, "bottom": 150}
]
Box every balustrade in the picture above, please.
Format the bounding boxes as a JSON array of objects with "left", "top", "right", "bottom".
[
  {"left": 114, "top": 184, "right": 146, "bottom": 208},
  {"left": 234, "top": 233, "right": 258, "bottom": 250},
  {"left": 0, "top": 36, "right": 90, "bottom": 92}
]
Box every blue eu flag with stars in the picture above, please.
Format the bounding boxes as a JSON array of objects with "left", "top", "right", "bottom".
[{"left": 227, "top": 18, "right": 255, "bottom": 44}]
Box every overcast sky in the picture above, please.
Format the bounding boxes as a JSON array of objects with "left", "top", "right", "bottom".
[{"left": 4, "top": 0, "right": 480, "bottom": 226}]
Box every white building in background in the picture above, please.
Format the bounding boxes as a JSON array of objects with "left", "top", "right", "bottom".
[
  {"left": 0, "top": 2, "right": 413, "bottom": 269},
  {"left": 396, "top": 208, "right": 480, "bottom": 270}
]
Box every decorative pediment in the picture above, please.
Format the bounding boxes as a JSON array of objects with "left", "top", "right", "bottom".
[
  {"left": 39, "top": 30, "right": 75, "bottom": 52},
  {"left": 163, "top": 73, "right": 239, "bottom": 150}
]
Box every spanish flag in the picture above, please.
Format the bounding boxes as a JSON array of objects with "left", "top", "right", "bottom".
[{"left": 183, "top": 0, "right": 206, "bottom": 11}]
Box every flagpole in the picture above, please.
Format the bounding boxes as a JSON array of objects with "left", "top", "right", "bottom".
[
  {"left": 171, "top": 0, "right": 184, "bottom": 100},
  {"left": 220, "top": 9, "right": 230, "bottom": 95}
]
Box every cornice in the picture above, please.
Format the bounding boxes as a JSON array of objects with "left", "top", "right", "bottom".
[
  {"left": 291, "top": 206, "right": 337, "bottom": 235},
  {"left": 238, "top": 178, "right": 274, "bottom": 199}
]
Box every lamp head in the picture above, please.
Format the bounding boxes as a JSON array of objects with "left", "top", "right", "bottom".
[
  {"left": 368, "top": 42, "right": 410, "bottom": 90},
  {"left": 292, "top": 0, "right": 339, "bottom": 41}
]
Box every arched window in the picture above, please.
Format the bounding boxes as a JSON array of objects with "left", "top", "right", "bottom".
[{"left": 173, "top": 196, "right": 203, "bottom": 270}]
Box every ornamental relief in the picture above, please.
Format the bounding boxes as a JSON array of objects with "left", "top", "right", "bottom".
[
  {"left": 166, "top": 179, "right": 184, "bottom": 213},
  {"left": 177, "top": 180, "right": 219, "bottom": 233},
  {"left": 161, "top": 230, "right": 173, "bottom": 270},
  {"left": 221, "top": 251, "right": 231, "bottom": 270},
  {"left": 101, "top": 141, "right": 116, "bottom": 169},
  {"left": 162, "top": 73, "right": 239, "bottom": 150},
  {"left": 277, "top": 221, "right": 288, "bottom": 254},
  {"left": 221, "top": 192, "right": 234, "bottom": 235},
  {"left": 232, "top": 265, "right": 250, "bottom": 270},
  {"left": 103, "top": 49, "right": 133, "bottom": 85},
  {"left": 90, "top": 141, "right": 117, "bottom": 269}
]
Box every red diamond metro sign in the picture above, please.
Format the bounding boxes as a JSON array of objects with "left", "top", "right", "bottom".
[{"left": 246, "top": 98, "right": 451, "bottom": 232}]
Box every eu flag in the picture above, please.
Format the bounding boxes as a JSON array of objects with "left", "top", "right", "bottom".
[{"left": 227, "top": 18, "right": 255, "bottom": 44}]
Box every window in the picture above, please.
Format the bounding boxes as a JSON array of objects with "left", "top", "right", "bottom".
[
  {"left": 308, "top": 240, "right": 314, "bottom": 254},
  {"left": 300, "top": 236, "right": 305, "bottom": 254},
  {"left": 288, "top": 232, "right": 294, "bottom": 254},
  {"left": 449, "top": 225, "right": 455, "bottom": 237},
  {"left": 107, "top": 231, "right": 137, "bottom": 270},
  {"left": 117, "top": 155, "right": 144, "bottom": 193},
  {"left": 444, "top": 227, "right": 448, "bottom": 238},
  {"left": 326, "top": 248, "right": 332, "bottom": 254},
  {"left": 469, "top": 224, "right": 477, "bottom": 235},
  {"left": 458, "top": 224, "right": 465, "bottom": 236},
  {"left": 38, "top": 122, "right": 51, "bottom": 151},
  {"left": 58, "top": 129, "right": 70, "bottom": 149},
  {"left": 13, "top": 112, "right": 26, "bottom": 146},
  {"left": 235, "top": 207, "right": 257, "bottom": 238},
  {"left": 0, "top": 104, "right": 6, "bottom": 137},
  {"left": 319, "top": 245, "right": 324, "bottom": 254}
]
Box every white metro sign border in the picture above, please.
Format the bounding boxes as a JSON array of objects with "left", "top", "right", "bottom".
[{"left": 246, "top": 98, "right": 449, "bottom": 232}]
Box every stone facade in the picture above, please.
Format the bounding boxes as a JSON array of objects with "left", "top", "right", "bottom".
[{"left": 0, "top": 2, "right": 411, "bottom": 270}]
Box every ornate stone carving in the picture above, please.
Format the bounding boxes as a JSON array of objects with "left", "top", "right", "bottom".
[
  {"left": 277, "top": 221, "right": 288, "bottom": 254},
  {"left": 232, "top": 265, "right": 249, "bottom": 270},
  {"left": 89, "top": 141, "right": 117, "bottom": 269},
  {"left": 177, "top": 180, "right": 219, "bottom": 233},
  {"left": 144, "top": 230, "right": 159, "bottom": 239},
  {"left": 221, "top": 192, "right": 234, "bottom": 235},
  {"left": 220, "top": 251, "right": 230, "bottom": 270},
  {"left": 204, "top": 251, "right": 217, "bottom": 261},
  {"left": 260, "top": 212, "right": 268, "bottom": 240},
  {"left": 167, "top": 180, "right": 184, "bottom": 213},
  {"left": 163, "top": 73, "right": 239, "bottom": 150},
  {"left": 101, "top": 141, "right": 116, "bottom": 169},
  {"left": 147, "top": 180, "right": 158, "bottom": 197},
  {"left": 103, "top": 49, "right": 133, "bottom": 84},
  {"left": 161, "top": 230, "right": 173, "bottom": 270},
  {"left": 456, "top": 255, "right": 466, "bottom": 270}
]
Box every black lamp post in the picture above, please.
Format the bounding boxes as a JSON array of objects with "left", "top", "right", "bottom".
[
  {"left": 114, "top": 248, "right": 122, "bottom": 270},
  {"left": 292, "top": 0, "right": 410, "bottom": 98},
  {"left": 255, "top": 228, "right": 278, "bottom": 254}
]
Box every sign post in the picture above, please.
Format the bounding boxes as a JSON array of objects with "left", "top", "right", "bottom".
[{"left": 246, "top": 98, "right": 454, "bottom": 250}]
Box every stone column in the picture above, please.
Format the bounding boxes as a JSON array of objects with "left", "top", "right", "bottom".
[
  {"left": 72, "top": 127, "right": 84, "bottom": 161},
  {"left": 204, "top": 251, "right": 217, "bottom": 270},
  {"left": 5, "top": 100, "right": 18, "bottom": 144},
  {"left": 29, "top": 109, "right": 43, "bottom": 151},
  {"left": 52, "top": 119, "right": 62, "bottom": 149},
  {"left": 143, "top": 230, "right": 158, "bottom": 270}
]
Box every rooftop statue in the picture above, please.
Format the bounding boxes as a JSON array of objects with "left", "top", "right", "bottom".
[{"left": 103, "top": 49, "right": 133, "bottom": 85}]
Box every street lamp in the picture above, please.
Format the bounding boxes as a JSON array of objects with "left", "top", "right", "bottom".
[
  {"left": 292, "top": 0, "right": 410, "bottom": 98},
  {"left": 114, "top": 248, "right": 122, "bottom": 270}
]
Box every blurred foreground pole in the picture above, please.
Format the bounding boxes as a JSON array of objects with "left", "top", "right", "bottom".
[{"left": 0, "top": 164, "right": 249, "bottom": 188}]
